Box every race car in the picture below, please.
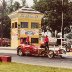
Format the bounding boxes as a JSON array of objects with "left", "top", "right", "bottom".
[{"left": 17, "top": 43, "right": 66, "bottom": 58}]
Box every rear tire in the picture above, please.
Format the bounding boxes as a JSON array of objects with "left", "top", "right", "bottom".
[{"left": 47, "top": 50, "right": 54, "bottom": 58}]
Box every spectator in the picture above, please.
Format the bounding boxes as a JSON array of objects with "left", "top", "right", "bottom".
[{"left": 26, "top": 36, "right": 30, "bottom": 45}]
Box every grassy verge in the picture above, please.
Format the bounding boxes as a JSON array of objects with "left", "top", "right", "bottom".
[{"left": 0, "top": 62, "right": 72, "bottom": 72}]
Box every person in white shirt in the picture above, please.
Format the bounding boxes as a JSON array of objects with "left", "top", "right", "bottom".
[
  {"left": 45, "top": 30, "right": 52, "bottom": 37},
  {"left": 41, "top": 30, "right": 45, "bottom": 36}
]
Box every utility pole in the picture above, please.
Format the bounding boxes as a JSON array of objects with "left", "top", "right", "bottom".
[{"left": 61, "top": 0, "right": 63, "bottom": 49}]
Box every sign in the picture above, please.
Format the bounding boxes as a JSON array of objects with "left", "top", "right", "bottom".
[
  {"left": 33, "top": 30, "right": 39, "bottom": 35},
  {"left": 19, "top": 14, "right": 43, "bottom": 19},
  {"left": 20, "top": 30, "right": 39, "bottom": 36},
  {"left": 25, "top": 31, "right": 34, "bottom": 36},
  {"left": 20, "top": 14, "right": 38, "bottom": 18}
]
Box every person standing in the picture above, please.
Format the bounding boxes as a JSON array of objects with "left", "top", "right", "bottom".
[
  {"left": 44, "top": 35, "right": 49, "bottom": 51},
  {"left": 26, "top": 36, "right": 30, "bottom": 45}
]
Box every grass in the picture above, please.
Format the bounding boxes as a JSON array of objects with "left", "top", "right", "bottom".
[{"left": 0, "top": 62, "right": 71, "bottom": 72}]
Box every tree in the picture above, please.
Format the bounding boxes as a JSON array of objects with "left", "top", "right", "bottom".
[
  {"left": 33, "top": 0, "right": 38, "bottom": 4},
  {"left": 6, "top": 0, "right": 14, "bottom": 14},
  {"left": 21, "top": 0, "right": 26, "bottom": 6},
  {"left": 68, "top": 2, "right": 72, "bottom": 25},
  {"left": 0, "top": 0, "right": 11, "bottom": 39},
  {"left": 33, "top": 0, "right": 48, "bottom": 13},
  {"left": 13, "top": 1, "right": 20, "bottom": 11},
  {"left": 33, "top": 0, "right": 71, "bottom": 35},
  {"left": 2, "top": 16, "right": 11, "bottom": 38}
]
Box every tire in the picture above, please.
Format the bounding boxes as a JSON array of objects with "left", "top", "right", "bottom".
[
  {"left": 41, "top": 51, "right": 46, "bottom": 56},
  {"left": 65, "top": 44, "right": 71, "bottom": 52},
  {"left": 60, "top": 55, "right": 64, "bottom": 58},
  {"left": 66, "top": 48, "right": 70, "bottom": 52},
  {"left": 60, "top": 49, "right": 66, "bottom": 54},
  {"left": 60, "top": 49, "right": 66, "bottom": 58},
  {"left": 47, "top": 50, "right": 54, "bottom": 58},
  {"left": 17, "top": 49, "right": 23, "bottom": 56}
]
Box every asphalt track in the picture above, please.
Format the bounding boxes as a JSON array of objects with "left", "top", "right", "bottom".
[{"left": 0, "top": 48, "right": 72, "bottom": 69}]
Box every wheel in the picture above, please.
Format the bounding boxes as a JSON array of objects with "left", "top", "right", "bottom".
[
  {"left": 59, "top": 49, "right": 66, "bottom": 58},
  {"left": 60, "top": 49, "right": 66, "bottom": 54},
  {"left": 17, "top": 49, "right": 23, "bottom": 56},
  {"left": 60, "top": 55, "right": 64, "bottom": 58},
  {"left": 66, "top": 48, "right": 70, "bottom": 52},
  {"left": 41, "top": 51, "right": 46, "bottom": 56},
  {"left": 47, "top": 50, "right": 54, "bottom": 58},
  {"left": 65, "top": 43, "right": 71, "bottom": 52}
]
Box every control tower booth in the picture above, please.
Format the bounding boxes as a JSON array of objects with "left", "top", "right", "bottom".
[{"left": 9, "top": 7, "right": 44, "bottom": 48}]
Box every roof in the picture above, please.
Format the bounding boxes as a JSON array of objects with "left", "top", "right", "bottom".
[
  {"left": 17, "top": 7, "right": 42, "bottom": 14},
  {"left": 9, "top": 7, "right": 43, "bottom": 16}
]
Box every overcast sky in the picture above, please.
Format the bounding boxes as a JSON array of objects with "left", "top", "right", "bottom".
[
  {"left": 12, "top": 0, "right": 72, "bottom": 7},
  {"left": 13, "top": 0, "right": 34, "bottom": 7},
  {"left": 3, "top": 0, "right": 33, "bottom": 7},
  {"left": 2, "top": 0, "right": 72, "bottom": 7}
]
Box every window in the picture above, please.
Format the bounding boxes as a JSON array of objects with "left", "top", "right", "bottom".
[
  {"left": 12, "top": 23, "right": 14, "bottom": 28},
  {"left": 31, "top": 38, "right": 38, "bottom": 43},
  {"left": 15, "top": 22, "right": 17, "bottom": 28},
  {"left": 12, "top": 22, "right": 17, "bottom": 28},
  {"left": 21, "top": 22, "right": 28, "bottom": 28},
  {"left": 31, "top": 22, "right": 38, "bottom": 28}
]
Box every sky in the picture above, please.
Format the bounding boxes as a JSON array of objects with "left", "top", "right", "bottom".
[
  {"left": 1, "top": 0, "right": 72, "bottom": 7},
  {"left": 14, "top": 0, "right": 34, "bottom": 7},
  {"left": 14, "top": 0, "right": 72, "bottom": 7},
  {"left": 4, "top": 0, "right": 34, "bottom": 7},
  {"left": 12, "top": 0, "right": 72, "bottom": 7}
]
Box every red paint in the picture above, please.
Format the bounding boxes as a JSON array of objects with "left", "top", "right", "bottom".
[
  {"left": 0, "top": 56, "right": 11, "bottom": 62},
  {"left": 26, "top": 36, "right": 30, "bottom": 43}
]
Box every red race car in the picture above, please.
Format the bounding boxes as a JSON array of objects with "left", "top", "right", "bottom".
[
  {"left": 17, "top": 43, "right": 66, "bottom": 58},
  {"left": 17, "top": 43, "right": 55, "bottom": 58}
]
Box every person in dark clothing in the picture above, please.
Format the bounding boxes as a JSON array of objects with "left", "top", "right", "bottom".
[{"left": 44, "top": 35, "right": 49, "bottom": 51}]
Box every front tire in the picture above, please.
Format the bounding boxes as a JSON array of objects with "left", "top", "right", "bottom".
[
  {"left": 17, "top": 49, "right": 23, "bottom": 56},
  {"left": 60, "top": 49, "right": 66, "bottom": 54},
  {"left": 59, "top": 49, "right": 66, "bottom": 58},
  {"left": 66, "top": 48, "right": 70, "bottom": 52}
]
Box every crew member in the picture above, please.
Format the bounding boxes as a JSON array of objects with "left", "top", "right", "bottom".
[{"left": 44, "top": 35, "right": 49, "bottom": 51}]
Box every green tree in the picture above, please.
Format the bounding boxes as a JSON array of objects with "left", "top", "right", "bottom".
[
  {"left": 33, "top": 0, "right": 71, "bottom": 35},
  {"left": 21, "top": 0, "right": 26, "bottom": 6},
  {"left": 13, "top": 1, "right": 20, "bottom": 11},
  {"left": 33, "top": 0, "right": 48, "bottom": 13},
  {"left": 6, "top": 0, "right": 14, "bottom": 14},
  {"left": 33, "top": 0, "right": 38, "bottom": 4},
  {"left": 0, "top": 0, "right": 11, "bottom": 39},
  {"left": 2, "top": 16, "right": 11, "bottom": 38}
]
